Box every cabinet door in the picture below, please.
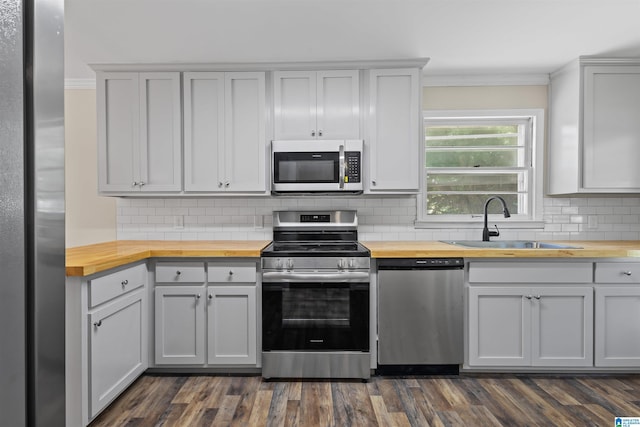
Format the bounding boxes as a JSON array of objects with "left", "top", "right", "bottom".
[
  {"left": 582, "top": 65, "right": 640, "bottom": 191},
  {"left": 207, "top": 286, "right": 257, "bottom": 365},
  {"left": 89, "top": 289, "right": 146, "bottom": 418},
  {"left": 155, "top": 286, "right": 205, "bottom": 365},
  {"left": 316, "top": 70, "right": 360, "bottom": 139},
  {"left": 183, "top": 72, "right": 225, "bottom": 192},
  {"left": 531, "top": 287, "right": 593, "bottom": 367},
  {"left": 273, "top": 71, "right": 316, "bottom": 139},
  {"left": 468, "top": 287, "right": 531, "bottom": 366},
  {"left": 595, "top": 286, "right": 640, "bottom": 367},
  {"left": 138, "top": 72, "right": 182, "bottom": 192},
  {"left": 224, "top": 72, "right": 267, "bottom": 192},
  {"left": 97, "top": 72, "right": 140, "bottom": 192},
  {"left": 367, "top": 68, "right": 420, "bottom": 192}
]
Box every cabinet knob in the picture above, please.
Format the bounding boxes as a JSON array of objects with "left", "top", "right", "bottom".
[
  {"left": 524, "top": 295, "right": 532, "bottom": 300},
  {"left": 139, "top": 181, "right": 146, "bottom": 187},
  {"left": 229, "top": 270, "right": 234, "bottom": 276},
  {"left": 93, "top": 320, "right": 102, "bottom": 328},
  {"left": 195, "top": 294, "right": 201, "bottom": 300},
  {"left": 372, "top": 180, "right": 377, "bottom": 186},
  {"left": 176, "top": 270, "right": 181, "bottom": 276},
  {"left": 208, "top": 294, "right": 213, "bottom": 300},
  {"left": 218, "top": 182, "right": 223, "bottom": 188},
  {"left": 225, "top": 182, "right": 230, "bottom": 188},
  {"left": 132, "top": 182, "right": 139, "bottom": 187},
  {"left": 533, "top": 295, "right": 541, "bottom": 300},
  {"left": 121, "top": 279, "right": 128, "bottom": 286},
  {"left": 623, "top": 271, "right": 633, "bottom": 276},
  {"left": 318, "top": 130, "right": 323, "bottom": 137}
]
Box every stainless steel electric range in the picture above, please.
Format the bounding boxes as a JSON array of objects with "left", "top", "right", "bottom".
[{"left": 261, "top": 210, "right": 371, "bottom": 379}]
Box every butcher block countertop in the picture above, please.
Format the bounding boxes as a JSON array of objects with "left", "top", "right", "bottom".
[
  {"left": 67, "top": 240, "right": 640, "bottom": 277},
  {"left": 66, "top": 240, "right": 271, "bottom": 277},
  {"left": 361, "top": 240, "right": 640, "bottom": 259}
]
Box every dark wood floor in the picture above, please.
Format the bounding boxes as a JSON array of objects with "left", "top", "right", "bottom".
[{"left": 90, "top": 373, "right": 640, "bottom": 426}]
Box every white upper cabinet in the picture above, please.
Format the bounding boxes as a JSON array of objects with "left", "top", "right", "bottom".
[
  {"left": 548, "top": 58, "right": 640, "bottom": 194},
  {"left": 366, "top": 68, "right": 421, "bottom": 193},
  {"left": 97, "top": 71, "right": 181, "bottom": 193},
  {"left": 184, "top": 71, "right": 266, "bottom": 193},
  {"left": 273, "top": 70, "right": 360, "bottom": 140}
]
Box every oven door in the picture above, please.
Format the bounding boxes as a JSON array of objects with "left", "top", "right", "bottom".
[{"left": 262, "top": 280, "right": 369, "bottom": 351}]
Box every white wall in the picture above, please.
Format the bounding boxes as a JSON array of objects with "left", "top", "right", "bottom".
[
  {"left": 65, "top": 89, "right": 117, "bottom": 247},
  {"left": 65, "top": 84, "right": 640, "bottom": 245}
]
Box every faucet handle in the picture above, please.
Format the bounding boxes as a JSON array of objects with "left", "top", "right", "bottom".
[{"left": 489, "top": 225, "right": 500, "bottom": 237}]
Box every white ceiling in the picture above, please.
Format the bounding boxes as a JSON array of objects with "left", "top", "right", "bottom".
[{"left": 64, "top": 0, "right": 640, "bottom": 80}]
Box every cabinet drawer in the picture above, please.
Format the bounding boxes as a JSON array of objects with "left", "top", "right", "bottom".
[
  {"left": 156, "top": 262, "right": 205, "bottom": 283},
  {"left": 90, "top": 263, "right": 146, "bottom": 308},
  {"left": 208, "top": 262, "right": 256, "bottom": 283},
  {"left": 595, "top": 262, "right": 640, "bottom": 283},
  {"left": 468, "top": 262, "right": 593, "bottom": 283}
]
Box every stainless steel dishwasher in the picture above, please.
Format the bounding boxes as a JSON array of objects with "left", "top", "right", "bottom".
[{"left": 377, "top": 258, "right": 464, "bottom": 374}]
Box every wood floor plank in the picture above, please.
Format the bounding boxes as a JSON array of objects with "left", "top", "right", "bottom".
[
  {"left": 89, "top": 373, "right": 640, "bottom": 427},
  {"left": 299, "top": 382, "right": 333, "bottom": 427},
  {"left": 247, "top": 389, "right": 273, "bottom": 427},
  {"left": 211, "top": 395, "right": 241, "bottom": 427}
]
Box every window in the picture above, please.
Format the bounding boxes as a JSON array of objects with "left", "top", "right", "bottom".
[{"left": 419, "top": 109, "right": 544, "bottom": 225}]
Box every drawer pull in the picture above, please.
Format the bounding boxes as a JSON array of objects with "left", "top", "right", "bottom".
[
  {"left": 623, "top": 271, "right": 633, "bottom": 276},
  {"left": 93, "top": 320, "right": 102, "bottom": 328}
]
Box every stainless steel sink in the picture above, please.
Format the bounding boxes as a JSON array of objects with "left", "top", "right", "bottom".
[{"left": 440, "top": 240, "right": 581, "bottom": 249}]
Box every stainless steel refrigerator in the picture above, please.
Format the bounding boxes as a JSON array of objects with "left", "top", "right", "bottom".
[{"left": 0, "top": 0, "right": 65, "bottom": 425}]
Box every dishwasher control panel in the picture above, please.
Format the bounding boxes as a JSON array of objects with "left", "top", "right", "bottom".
[{"left": 377, "top": 258, "right": 464, "bottom": 269}]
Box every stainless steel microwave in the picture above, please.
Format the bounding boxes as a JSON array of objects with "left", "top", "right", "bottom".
[{"left": 271, "top": 140, "right": 363, "bottom": 195}]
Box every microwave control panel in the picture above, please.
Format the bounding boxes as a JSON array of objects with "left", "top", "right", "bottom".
[{"left": 345, "top": 152, "right": 361, "bottom": 183}]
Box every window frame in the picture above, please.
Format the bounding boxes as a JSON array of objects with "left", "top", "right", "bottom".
[{"left": 416, "top": 109, "right": 545, "bottom": 228}]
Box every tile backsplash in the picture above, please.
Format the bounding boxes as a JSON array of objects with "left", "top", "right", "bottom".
[{"left": 116, "top": 195, "right": 640, "bottom": 241}]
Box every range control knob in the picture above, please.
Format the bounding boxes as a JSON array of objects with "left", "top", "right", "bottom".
[
  {"left": 275, "top": 259, "right": 283, "bottom": 269},
  {"left": 287, "top": 258, "right": 294, "bottom": 269},
  {"left": 338, "top": 258, "right": 346, "bottom": 269},
  {"left": 349, "top": 258, "right": 355, "bottom": 268}
]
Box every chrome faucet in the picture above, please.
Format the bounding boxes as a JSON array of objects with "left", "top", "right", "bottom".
[{"left": 482, "top": 196, "right": 511, "bottom": 241}]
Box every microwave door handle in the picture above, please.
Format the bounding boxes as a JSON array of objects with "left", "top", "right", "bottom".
[{"left": 339, "top": 144, "right": 345, "bottom": 189}]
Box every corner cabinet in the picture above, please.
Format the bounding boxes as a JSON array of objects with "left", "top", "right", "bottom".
[
  {"left": 66, "top": 262, "right": 148, "bottom": 426},
  {"left": 183, "top": 72, "right": 267, "bottom": 193},
  {"left": 548, "top": 57, "right": 640, "bottom": 194},
  {"left": 466, "top": 262, "right": 594, "bottom": 369},
  {"left": 366, "top": 68, "right": 421, "bottom": 193},
  {"left": 97, "top": 72, "right": 182, "bottom": 193},
  {"left": 273, "top": 70, "right": 360, "bottom": 140}
]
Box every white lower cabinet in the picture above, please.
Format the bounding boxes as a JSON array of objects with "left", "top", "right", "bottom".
[
  {"left": 154, "top": 286, "right": 206, "bottom": 365},
  {"left": 66, "top": 262, "right": 148, "bottom": 427},
  {"left": 595, "top": 287, "right": 640, "bottom": 367},
  {"left": 468, "top": 286, "right": 593, "bottom": 367},
  {"left": 153, "top": 260, "right": 259, "bottom": 367},
  {"left": 89, "top": 288, "right": 147, "bottom": 417},
  {"left": 207, "top": 286, "right": 257, "bottom": 364}
]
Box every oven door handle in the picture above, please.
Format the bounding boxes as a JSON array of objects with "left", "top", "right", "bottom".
[{"left": 262, "top": 271, "right": 369, "bottom": 283}]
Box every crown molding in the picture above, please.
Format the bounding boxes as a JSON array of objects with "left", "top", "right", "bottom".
[{"left": 423, "top": 73, "right": 550, "bottom": 87}]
